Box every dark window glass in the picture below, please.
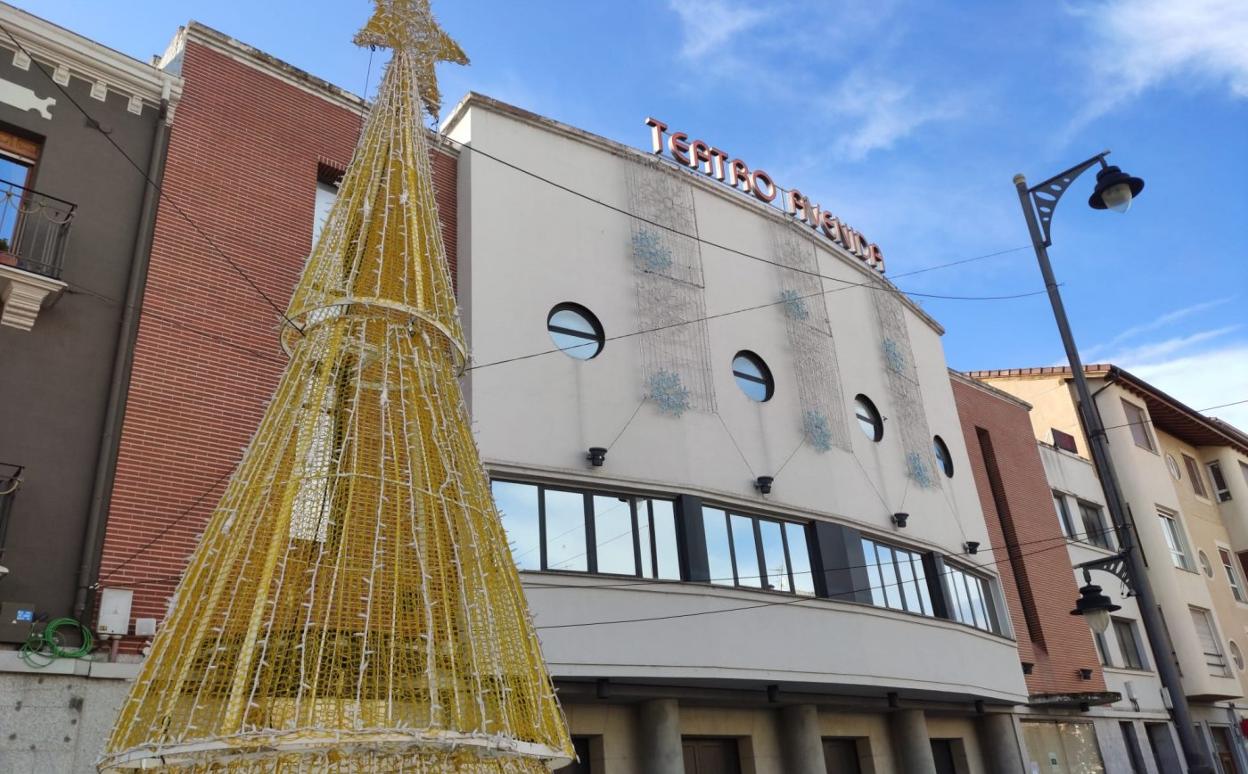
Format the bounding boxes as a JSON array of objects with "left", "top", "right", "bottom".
[
  {"left": 1052, "top": 428, "right": 1079, "bottom": 453},
  {"left": 547, "top": 303, "right": 604, "bottom": 360},
  {"left": 1093, "top": 630, "right": 1112, "bottom": 667},
  {"left": 854, "top": 395, "right": 883, "bottom": 441},
  {"left": 933, "top": 435, "right": 953, "bottom": 478},
  {"left": 1079, "top": 501, "right": 1112, "bottom": 549},
  {"left": 1053, "top": 492, "right": 1076, "bottom": 538},
  {"left": 731, "top": 351, "right": 773, "bottom": 402},
  {"left": 1182, "top": 454, "right": 1208, "bottom": 498},
  {"left": 1208, "top": 461, "right": 1232, "bottom": 502},
  {"left": 1113, "top": 618, "right": 1147, "bottom": 670},
  {"left": 1121, "top": 400, "right": 1155, "bottom": 451}
]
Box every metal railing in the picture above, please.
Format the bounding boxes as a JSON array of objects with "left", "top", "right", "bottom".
[{"left": 0, "top": 179, "right": 75, "bottom": 280}]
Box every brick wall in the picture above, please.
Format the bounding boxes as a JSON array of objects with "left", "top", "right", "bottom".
[
  {"left": 951, "top": 376, "right": 1107, "bottom": 698},
  {"left": 97, "top": 39, "right": 457, "bottom": 642}
]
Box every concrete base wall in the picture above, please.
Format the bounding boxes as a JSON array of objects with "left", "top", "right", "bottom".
[{"left": 0, "top": 671, "right": 129, "bottom": 773}]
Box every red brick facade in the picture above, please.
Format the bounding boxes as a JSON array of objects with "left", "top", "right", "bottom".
[
  {"left": 97, "top": 34, "right": 458, "bottom": 640},
  {"left": 951, "top": 374, "right": 1107, "bottom": 698}
]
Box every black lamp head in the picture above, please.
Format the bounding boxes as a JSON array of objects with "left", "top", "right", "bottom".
[
  {"left": 964, "top": 541, "right": 980, "bottom": 555},
  {"left": 754, "top": 476, "right": 774, "bottom": 495},
  {"left": 587, "top": 447, "right": 607, "bottom": 467},
  {"left": 1070, "top": 582, "right": 1121, "bottom": 616},
  {"left": 1089, "top": 164, "right": 1144, "bottom": 212},
  {"left": 891, "top": 512, "right": 909, "bottom": 528}
]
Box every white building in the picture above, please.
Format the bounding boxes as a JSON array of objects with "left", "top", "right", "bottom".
[{"left": 446, "top": 94, "right": 1030, "bottom": 774}]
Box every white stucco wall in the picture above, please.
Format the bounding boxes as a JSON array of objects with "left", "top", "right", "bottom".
[{"left": 446, "top": 98, "right": 1025, "bottom": 705}]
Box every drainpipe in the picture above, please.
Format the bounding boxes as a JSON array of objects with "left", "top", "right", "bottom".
[{"left": 74, "top": 92, "right": 173, "bottom": 622}]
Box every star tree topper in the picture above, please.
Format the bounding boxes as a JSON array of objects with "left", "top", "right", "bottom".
[{"left": 354, "top": 0, "right": 469, "bottom": 118}]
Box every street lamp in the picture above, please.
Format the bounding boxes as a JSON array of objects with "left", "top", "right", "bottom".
[{"left": 1015, "top": 153, "right": 1213, "bottom": 774}]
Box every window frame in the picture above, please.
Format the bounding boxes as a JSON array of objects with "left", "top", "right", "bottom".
[
  {"left": 1121, "top": 399, "right": 1156, "bottom": 452},
  {"left": 1189, "top": 605, "right": 1230, "bottom": 677},
  {"left": 730, "top": 350, "right": 774, "bottom": 402},
  {"left": 546, "top": 302, "right": 605, "bottom": 360},
  {"left": 1052, "top": 491, "right": 1077, "bottom": 538},
  {"left": 1217, "top": 547, "right": 1247, "bottom": 603},
  {"left": 1077, "top": 500, "right": 1113, "bottom": 549},
  {"left": 933, "top": 435, "right": 954, "bottom": 478},
  {"left": 1157, "top": 510, "right": 1193, "bottom": 571},
  {"left": 1182, "top": 454, "right": 1209, "bottom": 499},
  {"left": 853, "top": 394, "right": 884, "bottom": 442},
  {"left": 860, "top": 536, "right": 933, "bottom": 616},
  {"left": 942, "top": 561, "right": 1003, "bottom": 634},
  {"left": 703, "top": 505, "right": 814, "bottom": 596},
  {"left": 1112, "top": 617, "right": 1148, "bottom": 671},
  {"left": 1207, "top": 461, "right": 1232, "bottom": 503},
  {"left": 490, "top": 478, "right": 682, "bottom": 581}
]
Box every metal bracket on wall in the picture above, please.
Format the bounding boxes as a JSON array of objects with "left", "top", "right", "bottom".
[{"left": 1076, "top": 552, "right": 1134, "bottom": 594}]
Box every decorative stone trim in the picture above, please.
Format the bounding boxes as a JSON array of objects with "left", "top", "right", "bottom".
[{"left": 0, "top": 264, "right": 65, "bottom": 331}]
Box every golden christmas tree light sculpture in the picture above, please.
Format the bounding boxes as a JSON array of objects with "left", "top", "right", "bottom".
[{"left": 98, "top": 1, "right": 573, "bottom": 770}]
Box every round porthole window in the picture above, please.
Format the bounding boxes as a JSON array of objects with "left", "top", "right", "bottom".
[
  {"left": 1166, "top": 453, "right": 1181, "bottom": 480},
  {"left": 731, "top": 351, "right": 773, "bottom": 402},
  {"left": 547, "top": 303, "right": 604, "bottom": 360},
  {"left": 854, "top": 395, "right": 883, "bottom": 442},
  {"left": 933, "top": 435, "right": 953, "bottom": 478},
  {"left": 1199, "top": 550, "right": 1214, "bottom": 577},
  {"left": 1231, "top": 640, "right": 1245, "bottom": 671}
]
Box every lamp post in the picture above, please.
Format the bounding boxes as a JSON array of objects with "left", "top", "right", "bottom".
[{"left": 1014, "top": 153, "right": 1214, "bottom": 774}]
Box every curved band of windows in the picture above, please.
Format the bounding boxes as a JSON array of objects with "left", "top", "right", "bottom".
[{"left": 490, "top": 477, "right": 1005, "bottom": 635}]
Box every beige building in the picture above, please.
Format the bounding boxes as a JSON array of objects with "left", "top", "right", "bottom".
[{"left": 976, "top": 365, "right": 1248, "bottom": 773}]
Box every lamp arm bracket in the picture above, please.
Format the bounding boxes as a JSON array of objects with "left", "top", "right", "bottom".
[
  {"left": 1075, "top": 551, "right": 1134, "bottom": 593},
  {"left": 1027, "top": 151, "right": 1110, "bottom": 246}
]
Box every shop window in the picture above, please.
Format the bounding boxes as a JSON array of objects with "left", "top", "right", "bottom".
[
  {"left": 730, "top": 350, "right": 773, "bottom": 402},
  {"left": 1207, "top": 461, "right": 1232, "bottom": 502},
  {"left": 702, "top": 507, "right": 813, "bottom": 595},
  {"left": 861, "top": 537, "right": 932, "bottom": 616},
  {"left": 1121, "top": 399, "right": 1155, "bottom": 451},
  {"left": 933, "top": 435, "right": 953, "bottom": 478},
  {"left": 1112, "top": 618, "right": 1148, "bottom": 670},
  {"left": 547, "top": 303, "right": 604, "bottom": 360},
  {"left": 853, "top": 394, "right": 883, "bottom": 441},
  {"left": 1182, "top": 454, "right": 1209, "bottom": 498}
]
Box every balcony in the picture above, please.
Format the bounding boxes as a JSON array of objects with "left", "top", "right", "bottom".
[{"left": 0, "top": 180, "right": 75, "bottom": 331}]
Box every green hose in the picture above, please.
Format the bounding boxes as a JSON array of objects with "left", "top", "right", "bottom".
[{"left": 19, "top": 617, "right": 94, "bottom": 668}]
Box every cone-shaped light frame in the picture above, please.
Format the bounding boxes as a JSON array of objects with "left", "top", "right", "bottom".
[{"left": 99, "top": 2, "right": 573, "bottom": 770}]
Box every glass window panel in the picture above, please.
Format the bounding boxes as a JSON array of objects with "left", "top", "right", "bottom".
[
  {"left": 1122, "top": 400, "right": 1155, "bottom": 450},
  {"left": 862, "top": 538, "right": 886, "bottom": 607},
  {"left": 730, "top": 514, "right": 762, "bottom": 587},
  {"left": 1053, "top": 492, "right": 1075, "bottom": 537},
  {"left": 549, "top": 309, "right": 595, "bottom": 335},
  {"left": 1183, "top": 454, "right": 1208, "bottom": 497},
  {"left": 758, "top": 519, "right": 789, "bottom": 592},
  {"left": 732, "top": 355, "right": 762, "bottom": 380},
  {"left": 950, "top": 570, "right": 973, "bottom": 626},
  {"left": 1079, "top": 502, "right": 1111, "bottom": 549},
  {"left": 544, "top": 489, "right": 587, "bottom": 571},
  {"left": 785, "top": 523, "right": 815, "bottom": 596},
  {"left": 313, "top": 180, "right": 337, "bottom": 242},
  {"left": 877, "top": 545, "right": 903, "bottom": 610},
  {"left": 548, "top": 330, "right": 598, "bottom": 359},
  {"left": 967, "top": 574, "right": 990, "bottom": 630},
  {"left": 650, "top": 500, "right": 680, "bottom": 580},
  {"left": 491, "top": 481, "right": 541, "bottom": 571},
  {"left": 1218, "top": 548, "right": 1246, "bottom": 602},
  {"left": 593, "top": 495, "right": 637, "bottom": 576},
  {"left": 896, "top": 551, "right": 922, "bottom": 613},
  {"left": 702, "top": 508, "right": 733, "bottom": 586}
]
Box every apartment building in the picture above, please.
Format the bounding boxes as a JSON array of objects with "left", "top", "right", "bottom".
[{"left": 976, "top": 364, "right": 1248, "bottom": 773}]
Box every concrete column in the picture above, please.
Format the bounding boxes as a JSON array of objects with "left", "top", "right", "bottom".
[
  {"left": 889, "top": 709, "right": 937, "bottom": 774},
  {"left": 977, "top": 713, "right": 1026, "bottom": 774},
  {"left": 779, "top": 704, "right": 826, "bottom": 774},
  {"left": 638, "top": 698, "right": 683, "bottom": 774}
]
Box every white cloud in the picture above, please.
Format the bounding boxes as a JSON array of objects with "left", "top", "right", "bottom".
[
  {"left": 668, "top": 0, "right": 772, "bottom": 60},
  {"left": 1070, "top": 0, "right": 1248, "bottom": 128},
  {"left": 1081, "top": 297, "right": 1236, "bottom": 359},
  {"left": 1129, "top": 343, "right": 1248, "bottom": 432},
  {"left": 1103, "top": 325, "right": 1240, "bottom": 365},
  {"left": 830, "top": 70, "right": 965, "bottom": 161}
]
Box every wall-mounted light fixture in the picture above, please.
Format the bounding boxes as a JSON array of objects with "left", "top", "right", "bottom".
[
  {"left": 964, "top": 541, "right": 980, "bottom": 555},
  {"left": 587, "top": 447, "right": 607, "bottom": 467},
  {"left": 766, "top": 684, "right": 780, "bottom": 703},
  {"left": 1078, "top": 668, "right": 1094, "bottom": 681},
  {"left": 891, "top": 512, "right": 909, "bottom": 528},
  {"left": 754, "top": 476, "right": 773, "bottom": 495}
]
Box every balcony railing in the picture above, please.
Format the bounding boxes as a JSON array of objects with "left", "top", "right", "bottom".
[{"left": 0, "top": 180, "right": 75, "bottom": 280}]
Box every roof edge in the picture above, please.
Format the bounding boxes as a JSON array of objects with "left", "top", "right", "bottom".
[{"left": 950, "top": 369, "right": 1033, "bottom": 411}]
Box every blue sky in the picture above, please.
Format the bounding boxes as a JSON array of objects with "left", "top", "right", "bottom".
[{"left": 24, "top": 0, "right": 1248, "bottom": 427}]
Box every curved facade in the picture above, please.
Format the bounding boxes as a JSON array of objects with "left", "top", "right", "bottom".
[{"left": 447, "top": 95, "right": 1027, "bottom": 773}]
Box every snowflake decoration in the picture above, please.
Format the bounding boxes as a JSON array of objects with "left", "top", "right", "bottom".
[
  {"left": 632, "top": 229, "right": 673, "bottom": 273},
  {"left": 906, "top": 451, "right": 934, "bottom": 488},
  {"left": 780, "top": 288, "right": 809, "bottom": 321},
  {"left": 882, "top": 337, "right": 906, "bottom": 374},
  {"left": 647, "top": 369, "right": 691, "bottom": 417},
  {"left": 802, "top": 410, "right": 833, "bottom": 452}
]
